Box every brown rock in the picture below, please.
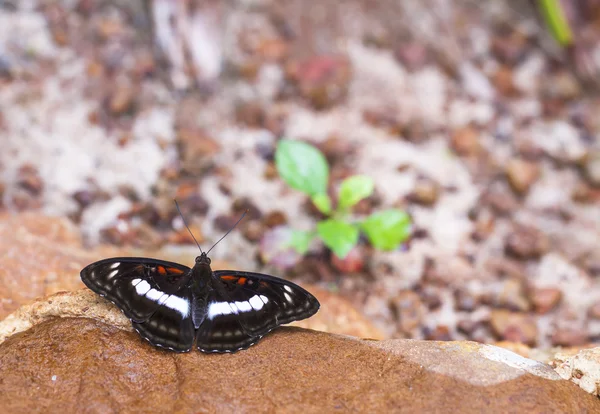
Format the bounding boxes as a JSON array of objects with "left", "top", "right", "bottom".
[
  {"left": 286, "top": 55, "right": 351, "bottom": 110},
  {"left": 241, "top": 220, "right": 265, "bottom": 242},
  {"left": 485, "top": 257, "right": 527, "bottom": 279},
  {"left": 506, "top": 159, "right": 540, "bottom": 194},
  {"left": 454, "top": 290, "right": 479, "bottom": 312},
  {"left": 581, "top": 150, "right": 600, "bottom": 187},
  {"left": 168, "top": 222, "right": 205, "bottom": 246},
  {"left": 176, "top": 129, "right": 220, "bottom": 175},
  {"left": 588, "top": 302, "right": 600, "bottom": 319},
  {"left": 331, "top": 246, "right": 365, "bottom": 273},
  {"left": 482, "top": 186, "right": 519, "bottom": 216},
  {"left": 17, "top": 164, "right": 43, "bottom": 195},
  {"left": 531, "top": 287, "right": 562, "bottom": 314},
  {"left": 491, "top": 30, "right": 528, "bottom": 65},
  {"left": 424, "top": 257, "right": 477, "bottom": 286},
  {"left": 450, "top": 125, "right": 481, "bottom": 156},
  {"left": 391, "top": 290, "right": 423, "bottom": 334},
  {"left": 542, "top": 71, "right": 582, "bottom": 101},
  {"left": 423, "top": 325, "right": 452, "bottom": 341},
  {"left": 505, "top": 224, "right": 549, "bottom": 260},
  {"left": 489, "top": 310, "right": 538, "bottom": 346},
  {"left": 107, "top": 85, "right": 136, "bottom": 115},
  {"left": 264, "top": 161, "right": 278, "bottom": 180},
  {"left": 493, "top": 65, "right": 519, "bottom": 97},
  {"left": 407, "top": 177, "right": 440, "bottom": 206},
  {"left": 50, "top": 26, "right": 69, "bottom": 46},
  {"left": 263, "top": 210, "right": 287, "bottom": 228},
  {"left": 495, "top": 279, "right": 531, "bottom": 312},
  {"left": 213, "top": 214, "right": 239, "bottom": 232},
  {"left": 317, "top": 136, "right": 355, "bottom": 163},
  {"left": 232, "top": 197, "right": 262, "bottom": 220},
  {"left": 0, "top": 213, "right": 119, "bottom": 319},
  {"left": 394, "top": 41, "right": 430, "bottom": 71},
  {"left": 1, "top": 315, "right": 597, "bottom": 413},
  {"left": 235, "top": 101, "right": 265, "bottom": 128},
  {"left": 552, "top": 329, "right": 589, "bottom": 347},
  {"left": 257, "top": 38, "right": 289, "bottom": 61},
  {"left": 571, "top": 181, "right": 595, "bottom": 203},
  {"left": 457, "top": 319, "right": 479, "bottom": 335}
]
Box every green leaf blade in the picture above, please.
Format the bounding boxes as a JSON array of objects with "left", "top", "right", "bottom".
[
  {"left": 361, "top": 209, "right": 411, "bottom": 251},
  {"left": 338, "top": 175, "right": 374, "bottom": 210},
  {"left": 317, "top": 219, "right": 359, "bottom": 259},
  {"left": 275, "top": 139, "right": 329, "bottom": 196},
  {"left": 311, "top": 193, "right": 332, "bottom": 215}
]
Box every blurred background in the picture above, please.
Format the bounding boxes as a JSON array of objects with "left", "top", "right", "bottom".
[{"left": 0, "top": 0, "right": 599, "bottom": 349}]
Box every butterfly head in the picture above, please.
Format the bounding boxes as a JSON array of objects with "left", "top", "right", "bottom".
[{"left": 195, "top": 252, "right": 211, "bottom": 266}]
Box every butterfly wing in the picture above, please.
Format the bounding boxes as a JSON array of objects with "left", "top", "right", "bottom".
[
  {"left": 195, "top": 271, "right": 320, "bottom": 353},
  {"left": 81, "top": 257, "right": 195, "bottom": 352}
]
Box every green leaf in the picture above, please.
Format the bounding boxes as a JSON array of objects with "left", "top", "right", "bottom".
[
  {"left": 361, "top": 209, "right": 411, "bottom": 251},
  {"left": 338, "top": 175, "right": 374, "bottom": 210},
  {"left": 317, "top": 219, "right": 359, "bottom": 259},
  {"left": 288, "top": 230, "right": 314, "bottom": 255},
  {"left": 275, "top": 139, "right": 329, "bottom": 196},
  {"left": 539, "top": 0, "right": 573, "bottom": 46},
  {"left": 311, "top": 193, "right": 332, "bottom": 215}
]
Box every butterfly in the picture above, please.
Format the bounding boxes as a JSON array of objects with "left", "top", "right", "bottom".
[{"left": 80, "top": 204, "right": 320, "bottom": 353}]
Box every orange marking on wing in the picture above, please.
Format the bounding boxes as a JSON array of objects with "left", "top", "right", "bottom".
[
  {"left": 237, "top": 277, "right": 247, "bottom": 285},
  {"left": 167, "top": 267, "right": 184, "bottom": 275},
  {"left": 134, "top": 264, "right": 145, "bottom": 272},
  {"left": 157, "top": 266, "right": 167, "bottom": 275},
  {"left": 220, "top": 275, "right": 237, "bottom": 282}
]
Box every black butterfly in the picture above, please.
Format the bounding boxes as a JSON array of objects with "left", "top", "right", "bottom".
[
  {"left": 81, "top": 252, "right": 320, "bottom": 353},
  {"left": 80, "top": 205, "right": 320, "bottom": 353}
]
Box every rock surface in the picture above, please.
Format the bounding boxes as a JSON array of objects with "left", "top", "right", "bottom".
[
  {"left": 554, "top": 347, "right": 600, "bottom": 397},
  {"left": 0, "top": 213, "right": 116, "bottom": 318},
  {"left": 1, "top": 317, "right": 598, "bottom": 413}
]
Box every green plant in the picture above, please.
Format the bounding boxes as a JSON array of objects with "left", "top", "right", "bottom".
[{"left": 275, "top": 139, "right": 412, "bottom": 259}]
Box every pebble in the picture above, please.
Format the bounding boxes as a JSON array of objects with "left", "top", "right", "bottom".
[
  {"left": 504, "top": 224, "right": 549, "bottom": 260},
  {"left": 489, "top": 310, "right": 538, "bottom": 346},
  {"left": 482, "top": 187, "right": 519, "bottom": 216},
  {"left": 551, "top": 329, "right": 589, "bottom": 347},
  {"left": 235, "top": 101, "right": 265, "bottom": 128},
  {"left": 530, "top": 287, "right": 562, "bottom": 314},
  {"left": 407, "top": 177, "right": 440, "bottom": 206},
  {"left": 505, "top": 158, "right": 540, "bottom": 195},
  {"left": 494, "top": 279, "right": 531, "bottom": 312},
  {"left": 581, "top": 150, "right": 600, "bottom": 187},
  {"left": 232, "top": 197, "right": 262, "bottom": 220},
  {"left": 588, "top": 303, "right": 600, "bottom": 319},
  {"left": 423, "top": 325, "right": 452, "bottom": 341},
  {"left": 454, "top": 290, "right": 479, "bottom": 312},
  {"left": 241, "top": 220, "right": 265, "bottom": 243},
  {"left": 263, "top": 162, "right": 279, "bottom": 180},
  {"left": 17, "top": 164, "right": 43, "bottom": 195},
  {"left": 318, "top": 136, "right": 355, "bottom": 164},
  {"left": 492, "top": 65, "right": 519, "bottom": 97},
  {"left": 108, "top": 85, "right": 136, "bottom": 115},
  {"left": 285, "top": 55, "right": 351, "bottom": 110},
  {"left": 263, "top": 210, "right": 287, "bottom": 228},
  {"left": 450, "top": 125, "right": 481, "bottom": 156},
  {"left": 457, "top": 319, "right": 479, "bottom": 335},
  {"left": 331, "top": 246, "right": 365, "bottom": 273},
  {"left": 213, "top": 215, "right": 240, "bottom": 233}
]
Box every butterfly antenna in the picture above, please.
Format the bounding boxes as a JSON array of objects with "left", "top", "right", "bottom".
[
  {"left": 174, "top": 199, "right": 203, "bottom": 253},
  {"left": 206, "top": 210, "right": 248, "bottom": 255}
]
